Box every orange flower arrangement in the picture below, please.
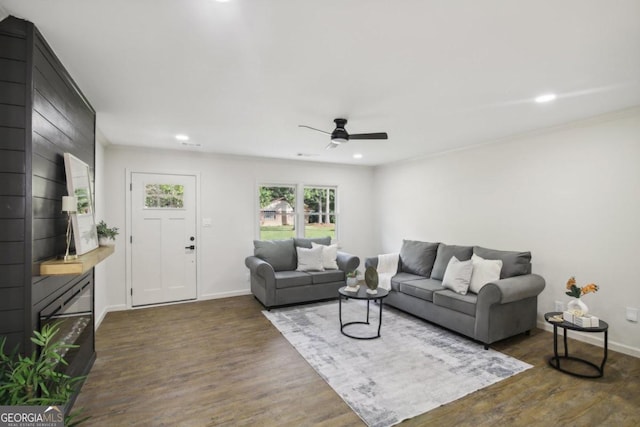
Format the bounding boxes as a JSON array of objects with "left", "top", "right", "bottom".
[{"left": 565, "top": 276, "right": 599, "bottom": 298}]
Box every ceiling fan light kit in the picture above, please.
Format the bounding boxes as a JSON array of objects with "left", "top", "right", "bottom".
[{"left": 300, "top": 118, "right": 388, "bottom": 150}]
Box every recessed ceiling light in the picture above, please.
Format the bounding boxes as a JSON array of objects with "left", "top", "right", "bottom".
[
  {"left": 175, "top": 134, "right": 189, "bottom": 141},
  {"left": 535, "top": 93, "right": 557, "bottom": 103},
  {"left": 353, "top": 153, "right": 363, "bottom": 159}
]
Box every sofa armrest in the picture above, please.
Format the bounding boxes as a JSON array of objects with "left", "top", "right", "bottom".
[
  {"left": 364, "top": 257, "right": 378, "bottom": 269},
  {"left": 478, "top": 274, "right": 546, "bottom": 305},
  {"left": 245, "top": 256, "right": 276, "bottom": 281},
  {"left": 336, "top": 251, "right": 360, "bottom": 273}
]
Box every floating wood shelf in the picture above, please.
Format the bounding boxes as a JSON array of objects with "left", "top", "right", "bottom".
[{"left": 39, "top": 245, "right": 115, "bottom": 276}]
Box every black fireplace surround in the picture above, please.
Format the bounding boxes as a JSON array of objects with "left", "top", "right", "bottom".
[{"left": 37, "top": 272, "right": 96, "bottom": 382}]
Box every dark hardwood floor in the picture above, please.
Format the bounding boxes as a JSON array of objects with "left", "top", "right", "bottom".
[{"left": 74, "top": 296, "right": 640, "bottom": 426}]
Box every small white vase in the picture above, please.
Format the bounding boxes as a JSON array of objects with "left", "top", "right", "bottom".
[
  {"left": 99, "top": 237, "right": 115, "bottom": 246},
  {"left": 567, "top": 298, "right": 588, "bottom": 316},
  {"left": 346, "top": 277, "right": 358, "bottom": 287}
]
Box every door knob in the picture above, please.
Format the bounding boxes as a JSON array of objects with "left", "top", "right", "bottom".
[{"left": 185, "top": 245, "right": 195, "bottom": 250}]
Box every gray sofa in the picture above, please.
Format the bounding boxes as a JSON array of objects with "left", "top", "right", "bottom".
[
  {"left": 246, "top": 237, "right": 360, "bottom": 309},
  {"left": 366, "top": 240, "right": 545, "bottom": 348}
]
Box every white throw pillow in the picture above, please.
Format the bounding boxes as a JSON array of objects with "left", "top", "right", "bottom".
[
  {"left": 296, "top": 246, "right": 325, "bottom": 272},
  {"left": 441, "top": 256, "right": 473, "bottom": 295},
  {"left": 311, "top": 242, "right": 339, "bottom": 270},
  {"left": 469, "top": 254, "right": 503, "bottom": 294}
]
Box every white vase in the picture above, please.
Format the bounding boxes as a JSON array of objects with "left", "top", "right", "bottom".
[
  {"left": 346, "top": 277, "right": 358, "bottom": 287},
  {"left": 567, "top": 298, "right": 588, "bottom": 316},
  {"left": 99, "top": 237, "right": 115, "bottom": 246}
]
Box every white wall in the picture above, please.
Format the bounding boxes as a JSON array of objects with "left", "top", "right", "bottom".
[
  {"left": 101, "top": 147, "right": 376, "bottom": 310},
  {"left": 373, "top": 108, "right": 640, "bottom": 356}
]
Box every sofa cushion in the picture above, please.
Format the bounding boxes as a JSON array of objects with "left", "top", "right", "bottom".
[
  {"left": 254, "top": 239, "right": 296, "bottom": 272},
  {"left": 441, "top": 256, "right": 473, "bottom": 295},
  {"left": 308, "top": 270, "right": 344, "bottom": 284},
  {"left": 433, "top": 289, "right": 477, "bottom": 316},
  {"left": 398, "top": 278, "right": 442, "bottom": 302},
  {"left": 431, "top": 244, "right": 473, "bottom": 280},
  {"left": 399, "top": 239, "right": 439, "bottom": 277},
  {"left": 391, "top": 272, "right": 426, "bottom": 291},
  {"left": 274, "top": 271, "right": 313, "bottom": 289},
  {"left": 294, "top": 236, "right": 331, "bottom": 249},
  {"left": 296, "top": 246, "right": 325, "bottom": 272},
  {"left": 473, "top": 246, "right": 531, "bottom": 279},
  {"left": 469, "top": 254, "right": 503, "bottom": 294}
]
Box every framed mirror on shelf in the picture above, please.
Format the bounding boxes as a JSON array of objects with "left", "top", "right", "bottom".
[{"left": 63, "top": 153, "right": 99, "bottom": 256}]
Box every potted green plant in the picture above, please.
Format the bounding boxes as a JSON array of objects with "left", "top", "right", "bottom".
[
  {"left": 346, "top": 270, "right": 359, "bottom": 288},
  {"left": 0, "top": 323, "right": 89, "bottom": 425},
  {"left": 96, "top": 220, "right": 119, "bottom": 246}
]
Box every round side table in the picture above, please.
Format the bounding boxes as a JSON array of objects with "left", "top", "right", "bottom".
[
  {"left": 544, "top": 312, "right": 609, "bottom": 378},
  {"left": 338, "top": 286, "right": 389, "bottom": 340}
]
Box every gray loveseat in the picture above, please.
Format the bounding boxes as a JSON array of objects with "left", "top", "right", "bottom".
[
  {"left": 246, "top": 237, "right": 360, "bottom": 309},
  {"left": 366, "top": 240, "right": 545, "bottom": 348}
]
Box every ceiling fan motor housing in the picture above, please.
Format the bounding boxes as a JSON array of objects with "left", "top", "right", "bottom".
[{"left": 331, "top": 118, "right": 349, "bottom": 142}]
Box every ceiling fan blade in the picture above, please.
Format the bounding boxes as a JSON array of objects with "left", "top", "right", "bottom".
[
  {"left": 325, "top": 142, "right": 339, "bottom": 150},
  {"left": 348, "top": 132, "right": 388, "bottom": 140},
  {"left": 298, "top": 125, "right": 331, "bottom": 135}
]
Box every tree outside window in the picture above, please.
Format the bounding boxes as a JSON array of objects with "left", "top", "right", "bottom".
[{"left": 304, "top": 187, "right": 336, "bottom": 239}]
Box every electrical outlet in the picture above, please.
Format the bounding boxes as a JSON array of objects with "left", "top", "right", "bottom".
[
  {"left": 626, "top": 307, "right": 639, "bottom": 322},
  {"left": 554, "top": 301, "right": 564, "bottom": 312}
]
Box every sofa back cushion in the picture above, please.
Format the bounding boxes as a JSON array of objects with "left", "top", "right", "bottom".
[
  {"left": 473, "top": 246, "right": 532, "bottom": 279},
  {"left": 294, "top": 236, "right": 331, "bottom": 249},
  {"left": 399, "top": 239, "right": 439, "bottom": 277},
  {"left": 254, "top": 239, "right": 297, "bottom": 271},
  {"left": 431, "top": 244, "right": 473, "bottom": 280}
]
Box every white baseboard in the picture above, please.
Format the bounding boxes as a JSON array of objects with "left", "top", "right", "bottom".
[
  {"left": 537, "top": 321, "right": 640, "bottom": 359},
  {"left": 199, "top": 289, "right": 252, "bottom": 300}
]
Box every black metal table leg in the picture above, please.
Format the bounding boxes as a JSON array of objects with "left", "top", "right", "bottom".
[
  {"left": 366, "top": 300, "right": 370, "bottom": 324},
  {"left": 376, "top": 300, "right": 383, "bottom": 338}
]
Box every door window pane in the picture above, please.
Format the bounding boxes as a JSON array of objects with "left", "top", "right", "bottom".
[
  {"left": 145, "top": 184, "right": 185, "bottom": 209},
  {"left": 259, "top": 186, "right": 296, "bottom": 240},
  {"left": 303, "top": 187, "right": 336, "bottom": 239}
]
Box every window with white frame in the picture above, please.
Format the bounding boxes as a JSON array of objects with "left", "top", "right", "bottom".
[{"left": 257, "top": 184, "right": 338, "bottom": 240}]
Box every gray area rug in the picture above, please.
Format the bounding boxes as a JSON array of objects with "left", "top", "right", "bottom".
[{"left": 264, "top": 300, "right": 531, "bottom": 427}]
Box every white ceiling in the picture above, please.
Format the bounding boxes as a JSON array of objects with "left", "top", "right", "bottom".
[{"left": 1, "top": 0, "right": 639, "bottom": 165}]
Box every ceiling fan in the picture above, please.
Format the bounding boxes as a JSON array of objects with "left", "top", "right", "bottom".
[{"left": 299, "top": 118, "right": 388, "bottom": 149}]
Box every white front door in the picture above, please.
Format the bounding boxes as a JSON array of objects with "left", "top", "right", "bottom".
[{"left": 130, "top": 173, "right": 197, "bottom": 306}]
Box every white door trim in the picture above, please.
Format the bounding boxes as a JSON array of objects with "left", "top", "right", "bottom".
[{"left": 125, "top": 168, "right": 201, "bottom": 309}]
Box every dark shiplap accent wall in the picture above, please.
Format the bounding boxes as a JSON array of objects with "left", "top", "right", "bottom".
[
  {"left": 31, "top": 24, "right": 96, "bottom": 313},
  {"left": 0, "top": 17, "right": 30, "bottom": 352},
  {"left": 0, "top": 16, "right": 96, "bottom": 354}
]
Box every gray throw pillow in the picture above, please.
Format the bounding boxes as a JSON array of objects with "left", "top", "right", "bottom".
[
  {"left": 431, "top": 244, "right": 473, "bottom": 281},
  {"left": 294, "top": 236, "right": 331, "bottom": 249},
  {"left": 399, "top": 239, "right": 439, "bottom": 277},
  {"left": 473, "top": 246, "right": 532, "bottom": 279},
  {"left": 254, "top": 239, "right": 297, "bottom": 271}
]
